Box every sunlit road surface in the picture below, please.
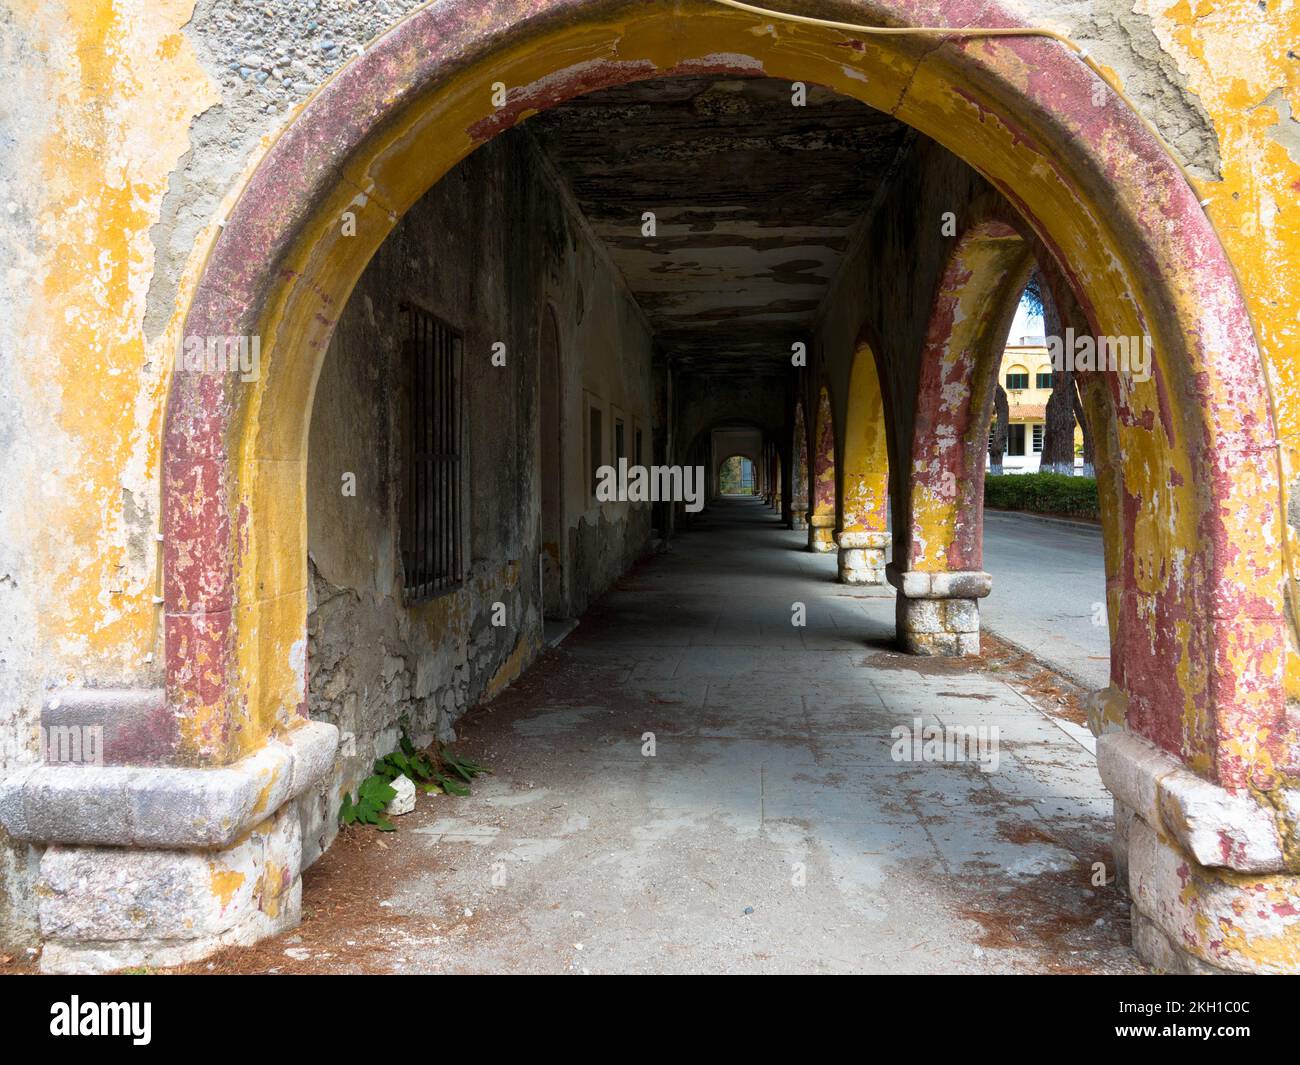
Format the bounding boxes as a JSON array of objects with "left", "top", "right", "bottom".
[{"left": 980, "top": 510, "right": 1109, "bottom": 691}]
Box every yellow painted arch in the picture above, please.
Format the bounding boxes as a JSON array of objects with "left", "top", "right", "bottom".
[{"left": 171, "top": 0, "right": 1284, "bottom": 794}]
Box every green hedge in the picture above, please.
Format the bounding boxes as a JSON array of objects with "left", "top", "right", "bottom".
[{"left": 983, "top": 472, "right": 1099, "bottom": 520}]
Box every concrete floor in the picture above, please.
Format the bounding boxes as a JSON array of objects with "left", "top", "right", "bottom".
[{"left": 196, "top": 497, "right": 1141, "bottom": 975}]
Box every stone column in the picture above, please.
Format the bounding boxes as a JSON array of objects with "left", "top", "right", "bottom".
[
  {"left": 1095, "top": 726, "right": 1300, "bottom": 973},
  {"left": 0, "top": 690, "right": 337, "bottom": 973},
  {"left": 836, "top": 530, "right": 889, "bottom": 584},
  {"left": 886, "top": 564, "right": 990, "bottom": 655},
  {"left": 807, "top": 510, "right": 836, "bottom": 552}
]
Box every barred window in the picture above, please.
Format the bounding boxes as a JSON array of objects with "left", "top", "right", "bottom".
[
  {"left": 401, "top": 304, "right": 463, "bottom": 603},
  {"left": 588, "top": 405, "right": 603, "bottom": 497}
]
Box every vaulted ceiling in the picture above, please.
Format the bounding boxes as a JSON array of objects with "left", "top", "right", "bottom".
[{"left": 529, "top": 75, "right": 912, "bottom": 375}]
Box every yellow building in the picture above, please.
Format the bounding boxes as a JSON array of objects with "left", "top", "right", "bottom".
[{"left": 993, "top": 338, "right": 1083, "bottom": 473}]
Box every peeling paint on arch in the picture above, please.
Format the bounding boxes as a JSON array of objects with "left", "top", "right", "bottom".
[
  {"left": 9, "top": 0, "right": 1299, "bottom": 972},
  {"left": 907, "top": 218, "right": 1031, "bottom": 573},
  {"left": 839, "top": 338, "right": 889, "bottom": 537},
  {"left": 791, "top": 398, "right": 810, "bottom": 522},
  {"left": 811, "top": 386, "right": 836, "bottom": 517}
]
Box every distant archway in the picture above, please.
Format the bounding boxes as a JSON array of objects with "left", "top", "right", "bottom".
[
  {"left": 808, "top": 385, "right": 837, "bottom": 553},
  {"left": 837, "top": 332, "right": 890, "bottom": 583},
  {"left": 717, "top": 454, "right": 757, "bottom": 495}
]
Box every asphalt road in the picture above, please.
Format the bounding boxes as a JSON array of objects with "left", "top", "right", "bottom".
[{"left": 979, "top": 509, "right": 1110, "bottom": 690}]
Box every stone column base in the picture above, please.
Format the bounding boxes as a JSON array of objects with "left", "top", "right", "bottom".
[
  {"left": 1124, "top": 812, "right": 1300, "bottom": 973},
  {"left": 791, "top": 514, "right": 807, "bottom": 531},
  {"left": 0, "top": 719, "right": 338, "bottom": 973},
  {"left": 38, "top": 804, "right": 304, "bottom": 974},
  {"left": 1098, "top": 731, "right": 1300, "bottom": 973},
  {"left": 807, "top": 514, "right": 836, "bottom": 553},
  {"left": 886, "top": 565, "right": 991, "bottom": 656},
  {"left": 836, "top": 530, "right": 889, "bottom": 584}
]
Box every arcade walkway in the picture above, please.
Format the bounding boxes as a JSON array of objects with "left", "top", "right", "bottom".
[{"left": 189, "top": 498, "right": 1138, "bottom": 974}]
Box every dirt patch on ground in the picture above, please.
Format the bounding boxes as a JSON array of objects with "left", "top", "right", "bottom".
[
  {"left": 168, "top": 825, "right": 431, "bottom": 974},
  {"left": 956, "top": 820, "right": 1135, "bottom": 974},
  {"left": 863, "top": 649, "right": 988, "bottom": 676},
  {"left": 0, "top": 949, "right": 40, "bottom": 974},
  {"left": 979, "top": 633, "right": 1091, "bottom": 728},
  {"left": 862, "top": 633, "right": 1090, "bottom": 730}
]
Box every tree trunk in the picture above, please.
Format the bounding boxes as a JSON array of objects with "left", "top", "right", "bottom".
[
  {"left": 1039, "top": 275, "right": 1077, "bottom": 475},
  {"left": 989, "top": 383, "right": 1009, "bottom": 475},
  {"left": 1072, "top": 382, "right": 1096, "bottom": 476}
]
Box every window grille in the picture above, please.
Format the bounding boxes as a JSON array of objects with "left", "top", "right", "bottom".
[{"left": 401, "top": 304, "right": 463, "bottom": 603}]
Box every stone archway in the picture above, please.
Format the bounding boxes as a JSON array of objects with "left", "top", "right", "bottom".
[
  {"left": 807, "top": 385, "right": 837, "bottom": 553},
  {"left": 836, "top": 330, "right": 891, "bottom": 584},
  {"left": 4, "top": 0, "right": 1282, "bottom": 973},
  {"left": 790, "top": 398, "right": 810, "bottom": 533},
  {"left": 888, "top": 213, "right": 1033, "bottom": 655},
  {"left": 717, "top": 454, "right": 759, "bottom": 495}
]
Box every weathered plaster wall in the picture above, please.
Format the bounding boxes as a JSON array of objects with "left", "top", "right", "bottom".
[
  {"left": 1, "top": 0, "right": 1297, "bottom": 959},
  {"left": 298, "top": 131, "right": 654, "bottom": 864},
  {"left": 143, "top": 0, "right": 432, "bottom": 344},
  {"left": 556, "top": 150, "right": 658, "bottom": 618},
  {"left": 0, "top": 0, "right": 222, "bottom": 949}
]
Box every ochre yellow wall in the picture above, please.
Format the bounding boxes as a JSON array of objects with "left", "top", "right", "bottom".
[
  {"left": 8, "top": 0, "right": 219, "bottom": 687},
  {"left": 8, "top": 0, "right": 1299, "bottom": 736},
  {"left": 1136, "top": 0, "right": 1300, "bottom": 696}
]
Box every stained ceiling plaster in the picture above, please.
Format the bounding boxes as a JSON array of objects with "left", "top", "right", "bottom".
[{"left": 529, "top": 76, "right": 911, "bottom": 374}]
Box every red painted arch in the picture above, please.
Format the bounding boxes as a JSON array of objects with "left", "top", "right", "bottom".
[{"left": 163, "top": 0, "right": 1284, "bottom": 787}]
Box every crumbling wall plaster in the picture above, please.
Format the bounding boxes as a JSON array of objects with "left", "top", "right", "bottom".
[
  {"left": 0, "top": 0, "right": 222, "bottom": 950},
  {"left": 2, "top": 0, "right": 1297, "bottom": 964},
  {"left": 298, "top": 131, "right": 654, "bottom": 864}
]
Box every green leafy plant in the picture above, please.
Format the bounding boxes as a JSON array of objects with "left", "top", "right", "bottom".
[
  {"left": 339, "top": 774, "right": 398, "bottom": 831},
  {"left": 437, "top": 745, "right": 490, "bottom": 796},
  {"left": 338, "top": 732, "right": 490, "bottom": 831}
]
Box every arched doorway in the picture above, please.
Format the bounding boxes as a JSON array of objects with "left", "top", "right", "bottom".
[
  {"left": 159, "top": 0, "right": 1292, "bottom": 971},
  {"left": 718, "top": 455, "right": 757, "bottom": 495},
  {"left": 837, "top": 333, "right": 890, "bottom": 584},
  {"left": 808, "top": 384, "right": 837, "bottom": 552},
  {"left": 891, "top": 215, "right": 1032, "bottom": 655}
]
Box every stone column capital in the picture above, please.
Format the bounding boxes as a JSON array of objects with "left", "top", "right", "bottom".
[
  {"left": 885, "top": 563, "right": 992, "bottom": 600},
  {"left": 0, "top": 721, "right": 338, "bottom": 850}
]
